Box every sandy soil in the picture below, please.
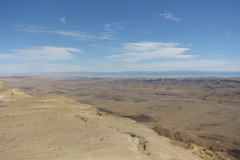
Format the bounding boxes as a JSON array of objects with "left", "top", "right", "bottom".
[
  {"left": 0, "top": 87, "right": 203, "bottom": 160},
  {"left": 1, "top": 77, "right": 240, "bottom": 159}
]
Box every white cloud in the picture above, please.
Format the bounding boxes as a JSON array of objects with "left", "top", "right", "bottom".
[
  {"left": 1, "top": 58, "right": 239, "bottom": 73},
  {"left": 103, "top": 22, "right": 125, "bottom": 33},
  {"left": 13, "top": 24, "right": 95, "bottom": 40},
  {"left": 0, "top": 63, "right": 87, "bottom": 73},
  {"left": 12, "top": 24, "right": 49, "bottom": 32},
  {"left": 60, "top": 17, "right": 66, "bottom": 24},
  {"left": 108, "top": 42, "right": 193, "bottom": 61},
  {"left": 90, "top": 59, "right": 239, "bottom": 72},
  {"left": 142, "top": 60, "right": 228, "bottom": 71},
  {"left": 122, "top": 42, "right": 179, "bottom": 51},
  {"left": 159, "top": 11, "right": 181, "bottom": 22},
  {"left": 99, "top": 22, "right": 128, "bottom": 40},
  {"left": 0, "top": 46, "right": 82, "bottom": 61},
  {"left": 52, "top": 30, "right": 96, "bottom": 40},
  {"left": 99, "top": 34, "right": 114, "bottom": 40}
]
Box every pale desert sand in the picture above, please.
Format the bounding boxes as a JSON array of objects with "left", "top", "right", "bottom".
[{"left": 0, "top": 87, "right": 202, "bottom": 160}]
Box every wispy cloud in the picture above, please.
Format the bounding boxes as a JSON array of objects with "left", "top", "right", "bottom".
[
  {"left": 98, "top": 34, "right": 114, "bottom": 40},
  {"left": 108, "top": 42, "right": 193, "bottom": 61},
  {"left": 99, "top": 22, "right": 128, "bottom": 40},
  {"left": 159, "top": 11, "right": 181, "bottom": 22},
  {"left": 103, "top": 22, "right": 126, "bottom": 33},
  {"left": 226, "top": 32, "right": 231, "bottom": 37},
  {"left": 1, "top": 58, "right": 239, "bottom": 73},
  {"left": 60, "top": 17, "right": 66, "bottom": 24},
  {"left": 12, "top": 24, "right": 95, "bottom": 40},
  {"left": 52, "top": 30, "right": 96, "bottom": 40},
  {"left": 0, "top": 46, "right": 82, "bottom": 61},
  {"left": 0, "top": 63, "right": 87, "bottom": 73},
  {"left": 12, "top": 24, "right": 49, "bottom": 32},
  {"left": 216, "top": 32, "right": 232, "bottom": 39},
  {"left": 83, "top": 59, "right": 239, "bottom": 72}
]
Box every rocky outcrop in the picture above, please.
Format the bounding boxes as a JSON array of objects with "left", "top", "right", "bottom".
[
  {"left": 186, "top": 143, "right": 223, "bottom": 160},
  {"left": 152, "top": 125, "right": 195, "bottom": 143},
  {"left": 227, "top": 150, "right": 240, "bottom": 159},
  {"left": 152, "top": 125, "right": 239, "bottom": 160},
  {"left": 0, "top": 81, "right": 6, "bottom": 91}
]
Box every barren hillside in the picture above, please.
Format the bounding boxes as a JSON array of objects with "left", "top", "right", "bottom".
[
  {"left": 0, "top": 83, "right": 205, "bottom": 160},
  {"left": 1, "top": 77, "right": 240, "bottom": 159}
]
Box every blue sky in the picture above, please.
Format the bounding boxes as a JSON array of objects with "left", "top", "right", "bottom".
[{"left": 0, "top": 0, "right": 239, "bottom": 73}]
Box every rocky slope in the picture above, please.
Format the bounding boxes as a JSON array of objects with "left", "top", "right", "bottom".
[
  {"left": 152, "top": 126, "right": 237, "bottom": 160},
  {"left": 0, "top": 87, "right": 203, "bottom": 160}
]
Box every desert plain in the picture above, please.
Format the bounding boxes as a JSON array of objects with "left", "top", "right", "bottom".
[{"left": 0, "top": 76, "right": 240, "bottom": 160}]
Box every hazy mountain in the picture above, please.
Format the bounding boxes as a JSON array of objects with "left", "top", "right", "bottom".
[{"left": 1, "top": 71, "right": 240, "bottom": 78}]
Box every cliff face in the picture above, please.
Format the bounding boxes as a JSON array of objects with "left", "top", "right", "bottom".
[
  {"left": 152, "top": 126, "right": 231, "bottom": 160},
  {"left": 0, "top": 81, "right": 6, "bottom": 91},
  {"left": 0, "top": 88, "right": 202, "bottom": 160}
]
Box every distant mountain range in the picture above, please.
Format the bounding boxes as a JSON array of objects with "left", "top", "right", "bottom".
[{"left": 1, "top": 71, "right": 240, "bottom": 78}]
